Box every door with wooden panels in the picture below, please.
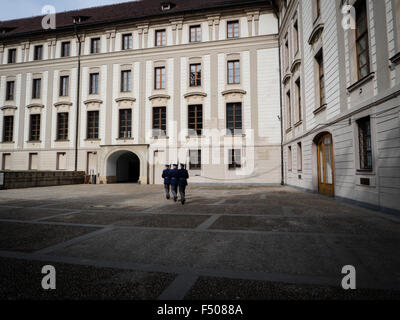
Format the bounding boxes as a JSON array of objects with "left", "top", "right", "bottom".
[{"left": 317, "top": 133, "right": 334, "bottom": 197}]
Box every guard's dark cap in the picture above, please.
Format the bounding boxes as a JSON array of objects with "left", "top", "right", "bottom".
[
  {"left": 165, "top": 164, "right": 170, "bottom": 167},
  {"left": 173, "top": 164, "right": 178, "bottom": 166},
  {"left": 180, "top": 163, "right": 185, "bottom": 166}
]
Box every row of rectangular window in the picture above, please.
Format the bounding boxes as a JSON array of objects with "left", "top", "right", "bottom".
[
  {"left": 284, "top": 0, "right": 370, "bottom": 121},
  {"left": 4, "top": 60, "right": 239, "bottom": 101},
  {"left": 2, "top": 102, "right": 243, "bottom": 142},
  {"left": 5, "top": 21, "right": 241, "bottom": 63},
  {"left": 1, "top": 152, "right": 67, "bottom": 171},
  {"left": 188, "top": 149, "right": 241, "bottom": 170},
  {"left": 287, "top": 116, "right": 372, "bottom": 172}
]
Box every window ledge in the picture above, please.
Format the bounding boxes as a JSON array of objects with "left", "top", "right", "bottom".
[
  {"left": 389, "top": 52, "right": 400, "bottom": 65},
  {"left": 285, "top": 127, "right": 292, "bottom": 133},
  {"left": 55, "top": 139, "right": 70, "bottom": 142},
  {"left": 356, "top": 169, "right": 374, "bottom": 176},
  {"left": 115, "top": 97, "right": 136, "bottom": 103},
  {"left": 186, "top": 135, "right": 205, "bottom": 139},
  {"left": 26, "top": 103, "right": 44, "bottom": 109},
  {"left": 221, "top": 89, "right": 246, "bottom": 96},
  {"left": 224, "top": 134, "right": 246, "bottom": 137},
  {"left": 313, "top": 104, "right": 327, "bottom": 115},
  {"left": 27, "top": 140, "right": 41, "bottom": 143},
  {"left": 54, "top": 101, "right": 72, "bottom": 107},
  {"left": 184, "top": 92, "right": 207, "bottom": 98},
  {"left": 84, "top": 138, "right": 101, "bottom": 141},
  {"left": 84, "top": 99, "right": 103, "bottom": 105},
  {"left": 152, "top": 136, "right": 169, "bottom": 139},
  {"left": 347, "top": 73, "right": 375, "bottom": 93},
  {"left": 1, "top": 105, "right": 17, "bottom": 110},
  {"left": 148, "top": 94, "right": 170, "bottom": 101},
  {"left": 294, "top": 120, "right": 303, "bottom": 128},
  {"left": 1, "top": 141, "right": 15, "bottom": 144},
  {"left": 116, "top": 137, "right": 134, "bottom": 141}
]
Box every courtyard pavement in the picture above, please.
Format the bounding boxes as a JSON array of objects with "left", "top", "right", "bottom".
[{"left": 0, "top": 184, "right": 399, "bottom": 300}]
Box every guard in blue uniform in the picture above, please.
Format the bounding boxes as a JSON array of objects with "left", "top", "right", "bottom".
[
  {"left": 162, "top": 164, "right": 171, "bottom": 199},
  {"left": 169, "top": 164, "right": 179, "bottom": 202},
  {"left": 178, "top": 163, "right": 189, "bottom": 205}
]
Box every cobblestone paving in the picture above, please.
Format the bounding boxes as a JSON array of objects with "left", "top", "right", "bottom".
[{"left": 0, "top": 184, "right": 399, "bottom": 300}]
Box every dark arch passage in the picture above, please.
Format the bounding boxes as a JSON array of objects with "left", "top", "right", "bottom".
[{"left": 114, "top": 152, "right": 140, "bottom": 183}]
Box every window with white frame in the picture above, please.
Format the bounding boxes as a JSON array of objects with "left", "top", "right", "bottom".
[
  {"left": 121, "top": 70, "right": 132, "bottom": 92},
  {"left": 122, "top": 34, "right": 133, "bottom": 50}
]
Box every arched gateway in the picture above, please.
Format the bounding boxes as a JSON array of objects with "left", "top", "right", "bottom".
[{"left": 106, "top": 150, "right": 140, "bottom": 183}]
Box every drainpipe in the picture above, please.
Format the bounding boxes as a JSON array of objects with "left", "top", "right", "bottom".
[
  {"left": 73, "top": 19, "right": 82, "bottom": 172},
  {"left": 268, "top": 1, "right": 284, "bottom": 186}
]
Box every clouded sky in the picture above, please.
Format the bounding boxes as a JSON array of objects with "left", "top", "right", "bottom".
[{"left": 1, "top": 0, "right": 136, "bottom": 21}]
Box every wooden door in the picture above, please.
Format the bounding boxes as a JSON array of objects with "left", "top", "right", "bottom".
[{"left": 317, "top": 134, "right": 334, "bottom": 197}]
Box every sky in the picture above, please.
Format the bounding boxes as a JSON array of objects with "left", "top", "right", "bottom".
[{"left": 1, "top": 0, "right": 137, "bottom": 21}]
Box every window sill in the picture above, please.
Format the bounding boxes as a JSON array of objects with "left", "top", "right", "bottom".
[
  {"left": 313, "top": 104, "right": 327, "bottom": 115},
  {"left": 285, "top": 127, "right": 292, "bottom": 134},
  {"left": 186, "top": 135, "right": 205, "bottom": 139},
  {"left": 27, "top": 140, "right": 41, "bottom": 143},
  {"left": 347, "top": 72, "right": 375, "bottom": 93},
  {"left": 389, "top": 52, "right": 400, "bottom": 65},
  {"left": 356, "top": 169, "right": 374, "bottom": 176},
  {"left": 55, "top": 139, "right": 70, "bottom": 142},
  {"left": 152, "top": 136, "right": 169, "bottom": 139},
  {"left": 224, "top": 134, "right": 246, "bottom": 137},
  {"left": 294, "top": 120, "right": 303, "bottom": 128},
  {"left": 116, "top": 137, "right": 134, "bottom": 141},
  {"left": 1, "top": 141, "right": 15, "bottom": 144},
  {"left": 84, "top": 138, "right": 101, "bottom": 142}
]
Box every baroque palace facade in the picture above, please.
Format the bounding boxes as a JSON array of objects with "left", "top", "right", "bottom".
[
  {"left": 1, "top": 0, "right": 399, "bottom": 212},
  {"left": 279, "top": 0, "right": 400, "bottom": 212},
  {"left": 0, "top": 0, "right": 281, "bottom": 185}
]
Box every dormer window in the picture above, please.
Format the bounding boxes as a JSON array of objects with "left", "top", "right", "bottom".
[
  {"left": 72, "top": 16, "right": 90, "bottom": 24},
  {"left": 0, "top": 27, "right": 16, "bottom": 34},
  {"left": 161, "top": 3, "right": 171, "bottom": 11},
  {"left": 161, "top": 2, "right": 175, "bottom": 11}
]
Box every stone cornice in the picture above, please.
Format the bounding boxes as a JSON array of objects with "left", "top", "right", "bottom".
[
  {"left": 148, "top": 94, "right": 171, "bottom": 101},
  {"left": 115, "top": 97, "right": 136, "bottom": 103},
  {"left": 54, "top": 101, "right": 73, "bottom": 107},
  {"left": 26, "top": 103, "right": 44, "bottom": 109},
  {"left": 1, "top": 105, "right": 17, "bottom": 110},
  {"left": 221, "top": 89, "right": 246, "bottom": 96},
  {"left": 83, "top": 99, "right": 103, "bottom": 105},
  {"left": 183, "top": 92, "right": 207, "bottom": 98}
]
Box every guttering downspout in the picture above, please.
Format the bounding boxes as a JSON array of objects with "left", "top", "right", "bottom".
[
  {"left": 73, "top": 22, "right": 82, "bottom": 172},
  {"left": 269, "top": 1, "right": 284, "bottom": 186}
]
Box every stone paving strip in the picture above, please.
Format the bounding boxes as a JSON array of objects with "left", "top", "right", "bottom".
[{"left": 0, "top": 217, "right": 398, "bottom": 239}]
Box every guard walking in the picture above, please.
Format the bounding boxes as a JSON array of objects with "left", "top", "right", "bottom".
[
  {"left": 169, "top": 164, "right": 179, "bottom": 202},
  {"left": 162, "top": 164, "right": 171, "bottom": 199},
  {"left": 178, "top": 163, "right": 189, "bottom": 205}
]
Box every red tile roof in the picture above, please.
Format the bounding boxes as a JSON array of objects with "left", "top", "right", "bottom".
[{"left": 0, "top": 0, "right": 266, "bottom": 40}]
